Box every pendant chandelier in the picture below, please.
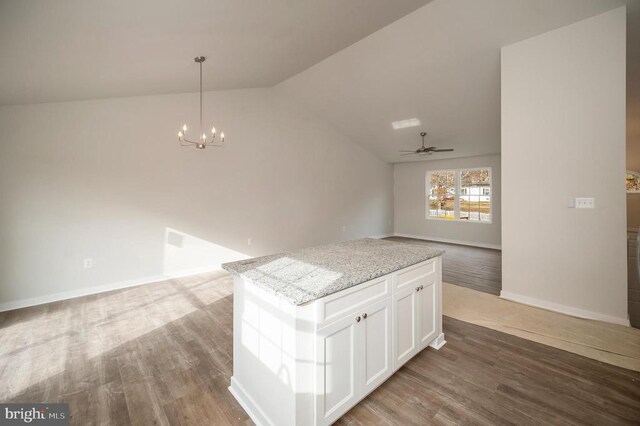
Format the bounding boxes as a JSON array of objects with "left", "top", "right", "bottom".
[{"left": 178, "top": 56, "right": 225, "bottom": 149}]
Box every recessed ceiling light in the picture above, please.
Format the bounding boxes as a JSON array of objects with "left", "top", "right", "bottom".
[{"left": 391, "top": 118, "right": 421, "bottom": 130}]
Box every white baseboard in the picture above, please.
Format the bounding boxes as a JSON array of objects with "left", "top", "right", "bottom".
[
  {"left": 429, "top": 333, "right": 447, "bottom": 350},
  {"left": 500, "top": 291, "right": 630, "bottom": 327},
  {"left": 229, "top": 377, "right": 270, "bottom": 426},
  {"left": 393, "top": 233, "right": 501, "bottom": 250},
  {"left": 0, "top": 265, "right": 223, "bottom": 313}
]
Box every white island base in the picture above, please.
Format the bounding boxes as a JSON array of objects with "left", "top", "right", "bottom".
[{"left": 228, "top": 257, "right": 445, "bottom": 426}]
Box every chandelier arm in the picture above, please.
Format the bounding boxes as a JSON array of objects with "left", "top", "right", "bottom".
[{"left": 179, "top": 138, "right": 200, "bottom": 145}]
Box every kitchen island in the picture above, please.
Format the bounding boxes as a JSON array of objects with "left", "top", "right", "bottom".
[{"left": 222, "top": 238, "right": 445, "bottom": 426}]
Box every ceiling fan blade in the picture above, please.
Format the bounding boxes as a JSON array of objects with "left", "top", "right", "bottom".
[
  {"left": 431, "top": 148, "right": 454, "bottom": 152},
  {"left": 398, "top": 150, "right": 417, "bottom": 153},
  {"left": 400, "top": 152, "right": 416, "bottom": 156}
]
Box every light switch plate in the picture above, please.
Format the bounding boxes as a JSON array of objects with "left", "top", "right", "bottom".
[{"left": 575, "top": 198, "right": 595, "bottom": 209}]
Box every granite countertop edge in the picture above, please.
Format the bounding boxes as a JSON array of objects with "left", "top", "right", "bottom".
[{"left": 222, "top": 238, "right": 444, "bottom": 306}]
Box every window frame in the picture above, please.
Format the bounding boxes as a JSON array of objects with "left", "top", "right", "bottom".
[
  {"left": 425, "top": 169, "right": 457, "bottom": 221},
  {"left": 425, "top": 167, "right": 492, "bottom": 224}
]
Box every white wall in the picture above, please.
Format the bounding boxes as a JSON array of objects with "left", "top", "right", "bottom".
[
  {"left": 501, "top": 7, "right": 627, "bottom": 324},
  {"left": 0, "top": 88, "right": 393, "bottom": 309},
  {"left": 393, "top": 155, "right": 501, "bottom": 248}
]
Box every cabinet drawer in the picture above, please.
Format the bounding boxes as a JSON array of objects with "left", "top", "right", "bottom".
[
  {"left": 316, "top": 275, "right": 391, "bottom": 327},
  {"left": 394, "top": 259, "right": 436, "bottom": 290}
]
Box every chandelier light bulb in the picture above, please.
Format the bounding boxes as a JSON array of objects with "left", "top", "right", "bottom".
[
  {"left": 178, "top": 131, "right": 183, "bottom": 138},
  {"left": 182, "top": 124, "right": 187, "bottom": 132},
  {"left": 221, "top": 132, "right": 225, "bottom": 142},
  {"left": 211, "top": 127, "right": 216, "bottom": 135}
]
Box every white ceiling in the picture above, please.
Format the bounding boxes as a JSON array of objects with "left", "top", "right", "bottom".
[
  {"left": 0, "top": 0, "right": 430, "bottom": 106},
  {"left": 2, "top": 0, "right": 637, "bottom": 164},
  {"left": 278, "top": 0, "right": 639, "bottom": 162}
]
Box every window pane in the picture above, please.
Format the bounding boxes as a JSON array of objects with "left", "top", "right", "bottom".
[
  {"left": 459, "top": 168, "right": 491, "bottom": 222},
  {"left": 427, "top": 171, "right": 455, "bottom": 220}
]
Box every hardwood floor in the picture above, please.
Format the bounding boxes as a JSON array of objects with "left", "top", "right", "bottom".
[
  {"left": 340, "top": 316, "right": 640, "bottom": 425},
  {"left": 1, "top": 271, "right": 639, "bottom": 425},
  {"left": 386, "top": 236, "right": 502, "bottom": 295}
]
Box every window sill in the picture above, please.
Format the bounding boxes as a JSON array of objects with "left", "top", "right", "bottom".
[{"left": 425, "top": 217, "right": 493, "bottom": 224}]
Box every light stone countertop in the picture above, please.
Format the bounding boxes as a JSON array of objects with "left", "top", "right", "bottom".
[{"left": 222, "top": 238, "right": 444, "bottom": 305}]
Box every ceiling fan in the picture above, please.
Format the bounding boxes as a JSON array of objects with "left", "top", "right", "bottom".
[{"left": 399, "top": 131, "right": 454, "bottom": 156}]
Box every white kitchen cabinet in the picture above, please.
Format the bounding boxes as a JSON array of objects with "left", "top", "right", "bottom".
[
  {"left": 418, "top": 274, "right": 438, "bottom": 349},
  {"left": 360, "top": 298, "right": 393, "bottom": 395},
  {"left": 315, "top": 297, "right": 393, "bottom": 425},
  {"left": 315, "top": 313, "right": 359, "bottom": 425},
  {"left": 392, "top": 285, "right": 419, "bottom": 367},
  {"left": 229, "top": 257, "right": 444, "bottom": 426},
  {"left": 393, "top": 259, "right": 444, "bottom": 371}
]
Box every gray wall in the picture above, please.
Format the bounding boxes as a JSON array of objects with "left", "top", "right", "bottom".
[
  {"left": 501, "top": 7, "right": 627, "bottom": 324},
  {"left": 0, "top": 88, "right": 393, "bottom": 308},
  {"left": 393, "top": 154, "right": 501, "bottom": 248}
]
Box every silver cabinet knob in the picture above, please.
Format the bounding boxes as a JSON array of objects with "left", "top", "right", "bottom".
[
  {"left": 419, "top": 285, "right": 424, "bottom": 290},
  {"left": 362, "top": 313, "right": 368, "bottom": 319},
  {"left": 415, "top": 286, "right": 420, "bottom": 292},
  {"left": 355, "top": 316, "right": 361, "bottom": 322}
]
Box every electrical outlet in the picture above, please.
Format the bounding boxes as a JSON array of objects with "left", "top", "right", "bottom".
[
  {"left": 574, "top": 198, "right": 595, "bottom": 209},
  {"left": 84, "top": 258, "right": 94, "bottom": 269}
]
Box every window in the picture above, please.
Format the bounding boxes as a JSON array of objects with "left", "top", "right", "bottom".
[
  {"left": 427, "top": 170, "right": 456, "bottom": 220},
  {"left": 426, "top": 168, "right": 492, "bottom": 223}
]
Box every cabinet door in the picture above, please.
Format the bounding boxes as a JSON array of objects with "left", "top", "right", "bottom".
[
  {"left": 418, "top": 276, "right": 438, "bottom": 349},
  {"left": 393, "top": 285, "right": 419, "bottom": 369},
  {"left": 315, "top": 314, "right": 360, "bottom": 426},
  {"left": 360, "top": 297, "right": 393, "bottom": 395}
]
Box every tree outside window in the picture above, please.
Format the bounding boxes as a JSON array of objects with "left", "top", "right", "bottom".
[{"left": 427, "top": 171, "right": 456, "bottom": 220}]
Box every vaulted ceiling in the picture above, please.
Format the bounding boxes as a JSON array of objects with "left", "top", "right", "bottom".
[
  {"left": 278, "top": 0, "right": 638, "bottom": 162},
  {"left": 1, "top": 0, "right": 636, "bottom": 163},
  {"left": 0, "top": 0, "right": 430, "bottom": 105}
]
